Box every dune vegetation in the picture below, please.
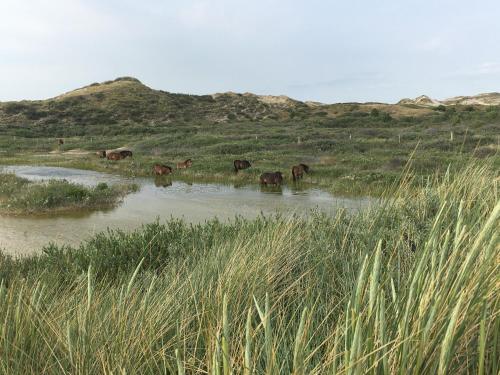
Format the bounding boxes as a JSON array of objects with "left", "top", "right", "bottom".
[
  {"left": 0, "top": 173, "right": 138, "bottom": 214},
  {"left": 1, "top": 78, "right": 499, "bottom": 195},
  {"left": 0, "top": 162, "right": 498, "bottom": 374},
  {"left": 0, "top": 78, "right": 499, "bottom": 373}
]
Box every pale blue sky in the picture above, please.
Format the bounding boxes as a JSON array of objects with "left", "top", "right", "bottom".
[{"left": 1, "top": 0, "right": 499, "bottom": 103}]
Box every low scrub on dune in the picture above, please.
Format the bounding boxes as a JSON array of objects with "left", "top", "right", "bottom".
[
  {"left": 1, "top": 101, "right": 499, "bottom": 196},
  {"left": 0, "top": 173, "right": 138, "bottom": 214},
  {"left": 0, "top": 163, "right": 498, "bottom": 374}
]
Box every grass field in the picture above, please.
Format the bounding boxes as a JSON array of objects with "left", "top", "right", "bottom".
[
  {"left": 0, "top": 79, "right": 499, "bottom": 373},
  {"left": 0, "top": 162, "right": 498, "bottom": 374},
  {"left": 1, "top": 105, "right": 499, "bottom": 195}
]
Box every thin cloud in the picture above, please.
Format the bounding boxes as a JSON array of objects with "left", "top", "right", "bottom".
[{"left": 0, "top": 1, "right": 499, "bottom": 103}]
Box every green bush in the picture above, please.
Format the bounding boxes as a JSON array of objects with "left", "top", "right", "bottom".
[{"left": 0, "top": 174, "right": 137, "bottom": 214}]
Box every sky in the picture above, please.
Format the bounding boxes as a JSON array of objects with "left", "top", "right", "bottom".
[{"left": 1, "top": 0, "right": 499, "bottom": 103}]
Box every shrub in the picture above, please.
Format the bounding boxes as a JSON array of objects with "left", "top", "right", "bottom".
[
  {"left": 0, "top": 174, "right": 138, "bottom": 214},
  {"left": 3, "top": 102, "right": 29, "bottom": 115},
  {"left": 381, "top": 112, "right": 393, "bottom": 122}
]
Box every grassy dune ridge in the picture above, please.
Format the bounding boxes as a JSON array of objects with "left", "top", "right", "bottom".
[
  {"left": 0, "top": 162, "right": 498, "bottom": 373},
  {"left": 1, "top": 81, "right": 499, "bottom": 195},
  {"left": 0, "top": 173, "right": 138, "bottom": 214}
]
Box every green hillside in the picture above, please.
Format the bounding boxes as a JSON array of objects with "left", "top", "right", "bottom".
[
  {"left": 0, "top": 77, "right": 314, "bottom": 130},
  {"left": 0, "top": 76, "right": 441, "bottom": 136},
  {"left": 0, "top": 78, "right": 498, "bottom": 195}
]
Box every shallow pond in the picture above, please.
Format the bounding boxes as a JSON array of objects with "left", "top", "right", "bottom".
[{"left": 0, "top": 166, "right": 375, "bottom": 255}]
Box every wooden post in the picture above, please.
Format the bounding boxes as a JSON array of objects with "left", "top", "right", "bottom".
[
  {"left": 297, "top": 136, "right": 301, "bottom": 145},
  {"left": 450, "top": 131, "right": 454, "bottom": 142},
  {"left": 398, "top": 134, "right": 401, "bottom": 144},
  {"left": 349, "top": 133, "right": 352, "bottom": 140}
]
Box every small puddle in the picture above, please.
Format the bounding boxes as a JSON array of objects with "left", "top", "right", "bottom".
[{"left": 0, "top": 166, "right": 375, "bottom": 255}]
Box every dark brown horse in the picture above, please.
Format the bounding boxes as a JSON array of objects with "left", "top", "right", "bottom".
[
  {"left": 153, "top": 163, "right": 173, "bottom": 176},
  {"left": 119, "top": 150, "right": 133, "bottom": 158},
  {"left": 96, "top": 150, "right": 106, "bottom": 158},
  {"left": 260, "top": 172, "right": 283, "bottom": 186},
  {"left": 234, "top": 159, "right": 251, "bottom": 173},
  {"left": 291, "top": 164, "right": 310, "bottom": 181},
  {"left": 106, "top": 151, "right": 124, "bottom": 161},
  {"left": 177, "top": 159, "right": 193, "bottom": 169}
]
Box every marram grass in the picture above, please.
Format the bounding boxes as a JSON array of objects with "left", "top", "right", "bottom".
[{"left": 0, "top": 163, "right": 498, "bottom": 374}]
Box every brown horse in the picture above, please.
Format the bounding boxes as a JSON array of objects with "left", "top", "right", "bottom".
[
  {"left": 177, "top": 159, "right": 193, "bottom": 169},
  {"left": 119, "top": 150, "right": 133, "bottom": 158},
  {"left": 106, "top": 151, "right": 124, "bottom": 161},
  {"left": 260, "top": 172, "right": 283, "bottom": 186},
  {"left": 57, "top": 138, "right": 64, "bottom": 145},
  {"left": 96, "top": 150, "right": 106, "bottom": 158},
  {"left": 234, "top": 159, "right": 251, "bottom": 173},
  {"left": 291, "top": 164, "right": 310, "bottom": 181},
  {"left": 153, "top": 163, "right": 173, "bottom": 176}
]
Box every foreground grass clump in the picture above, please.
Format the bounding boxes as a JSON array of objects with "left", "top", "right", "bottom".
[
  {"left": 0, "top": 173, "right": 138, "bottom": 214},
  {"left": 0, "top": 163, "right": 498, "bottom": 374}
]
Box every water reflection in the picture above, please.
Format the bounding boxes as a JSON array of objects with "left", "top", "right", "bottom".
[
  {"left": 154, "top": 177, "right": 172, "bottom": 188},
  {"left": 289, "top": 182, "right": 310, "bottom": 195},
  {"left": 233, "top": 182, "right": 248, "bottom": 189},
  {"left": 0, "top": 165, "right": 375, "bottom": 255},
  {"left": 259, "top": 185, "right": 283, "bottom": 194}
]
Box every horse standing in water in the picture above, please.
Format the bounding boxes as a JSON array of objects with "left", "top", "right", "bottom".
[
  {"left": 153, "top": 164, "right": 173, "bottom": 176},
  {"left": 291, "top": 164, "right": 310, "bottom": 181},
  {"left": 260, "top": 172, "right": 283, "bottom": 186}
]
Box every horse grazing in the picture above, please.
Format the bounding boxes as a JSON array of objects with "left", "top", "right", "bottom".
[
  {"left": 177, "top": 159, "right": 193, "bottom": 169},
  {"left": 153, "top": 163, "right": 173, "bottom": 176},
  {"left": 106, "top": 151, "right": 124, "bottom": 161},
  {"left": 234, "top": 159, "right": 251, "bottom": 173},
  {"left": 260, "top": 172, "right": 283, "bottom": 186},
  {"left": 291, "top": 163, "right": 310, "bottom": 181},
  {"left": 96, "top": 150, "right": 106, "bottom": 158},
  {"left": 119, "top": 150, "right": 133, "bottom": 159}
]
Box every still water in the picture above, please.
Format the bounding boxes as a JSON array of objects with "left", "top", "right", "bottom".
[{"left": 0, "top": 166, "right": 374, "bottom": 255}]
